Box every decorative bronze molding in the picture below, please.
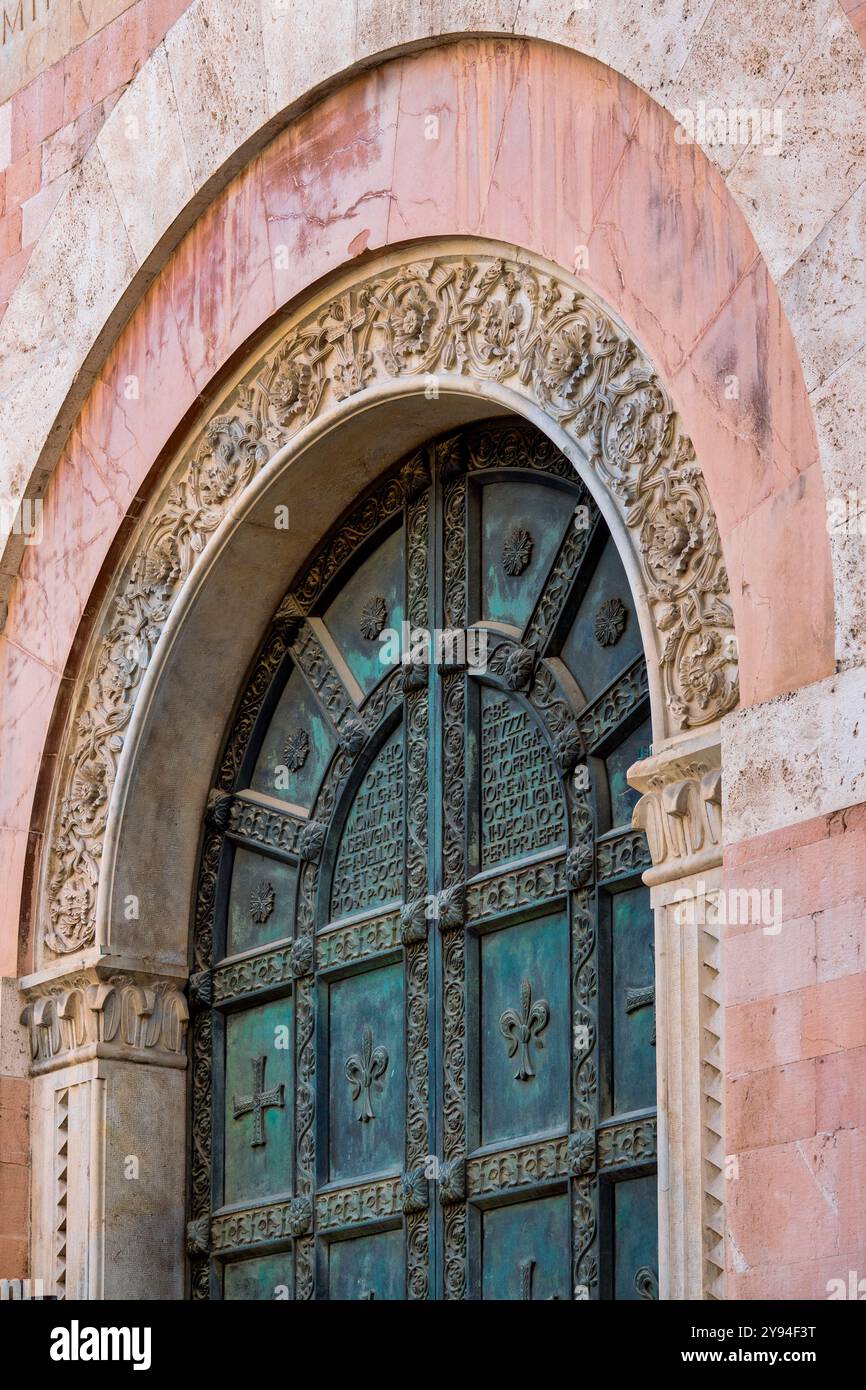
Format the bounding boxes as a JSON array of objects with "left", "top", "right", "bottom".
[
  {"left": 597, "top": 1114, "right": 657, "bottom": 1173},
  {"left": 578, "top": 655, "right": 649, "bottom": 753},
  {"left": 595, "top": 828, "right": 652, "bottom": 885},
  {"left": 315, "top": 1176, "right": 403, "bottom": 1233},
  {"left": 316, "top": 909, "right": 402, "bottom": 971}
]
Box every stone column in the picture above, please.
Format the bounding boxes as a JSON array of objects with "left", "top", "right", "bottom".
[
  {"left": 19, "top": 956, "right": 189, "bottom": 1300},
  {"left": 628, "top": 730, "right": 725, "bottom": 1301}
]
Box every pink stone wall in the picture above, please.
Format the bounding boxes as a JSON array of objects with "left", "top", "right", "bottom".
[
  {"left": 725, "top": 809, "right": 866, "bottom": 1297},
  {"left": 0, "top": 0, "right": 188, "bottom": 319},
  {"left": 0, "top": 1073, "right": 28, "bottom": 1277}
]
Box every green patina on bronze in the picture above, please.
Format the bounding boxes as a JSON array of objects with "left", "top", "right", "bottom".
[{"left": 189, "top": 419, "right": 658, "bottom": 1300}]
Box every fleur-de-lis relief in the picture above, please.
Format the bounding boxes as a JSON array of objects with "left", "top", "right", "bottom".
[
  {"left": 499, "top": 979, "right": 550, "bottom": 1081},
  {"left": 345, "top": 1025, "right": 389, "bottom": 1122}
]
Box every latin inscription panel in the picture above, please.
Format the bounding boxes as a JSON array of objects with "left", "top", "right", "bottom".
[
  {"left": 481, "top": 688, "right": 566, "bottom": 869},
  {"left": 330, "top": 727, "right": 404, "bottom": 920}
]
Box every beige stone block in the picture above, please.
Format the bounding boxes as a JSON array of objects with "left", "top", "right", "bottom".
[
  {"left": 96, "top": 44, "right": 194, "bottom": 265},
  {"left": 69, "top": 0, "right": 137, "bottom": 48},
  {"left": 727, "top": 7, "right": 866, "bottom": 279},
  {"left": 0, "top": 0, "right": 71, "bottom": 107},
  {"left": 811, "top": 344, "right": 866, "bottom": 668},
  {"left": 30, "top": 1058, "right": 186, "bottom": 1299},
  {"left": 20, "top": 172, "right": 68, "bottom": 248},
  {"left": 668, "top": 0, "right": 836, "bottom": 174},
  {"left": 260, "top": 0, "right": 356, "bottom": 115},
  {"left": 0, "top": 99, "right": 10, "bottom": 172},
  {"left": 164, "top": 0, "right": 269, "bottom": 190},
  {"left": 515, "top": 0, "right": 721, "bottom": 103},
  {"left": 780, "top": 177, "right": 866, "bottom": 392},
  {"left": 0, "top": 150, "right": 136, "bottom": 533},
  {"left": 0, "top": 976, "right": 28, "bottom": 1079},
  {"left": 722, "top": 665, "right": 866, "bottom": 844}
]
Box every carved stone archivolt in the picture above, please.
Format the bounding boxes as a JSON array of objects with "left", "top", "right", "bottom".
[{"left": 43, "top": 248, "right": 737, "bottom": 957}]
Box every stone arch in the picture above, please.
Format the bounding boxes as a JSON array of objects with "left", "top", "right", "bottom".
[
  {"left": 40, "top": 244, "right": 734, "bottom": 965},
  {"left": 3, "top": 36, "right": 838, "bottom": 985},
  {"left": 0, "top": 3, "right": 857, "bottom": 660}
]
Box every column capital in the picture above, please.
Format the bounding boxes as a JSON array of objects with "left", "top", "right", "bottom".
[
  {"left": 19, "top": 962, "right": 188, "bottom": 1075},
  {"left": 628, "top": 730, "right": 721, "bottom": 887}
]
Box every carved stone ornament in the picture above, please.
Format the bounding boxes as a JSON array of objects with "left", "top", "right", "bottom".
[
  {"left": 338, "top": 716, "right": 368, "bottom": 757},
  {"left": 400, "top": 1167, "right": 429, "bottom": 1214},
  {"left": 185, "top": 1216, "right": 210, "bottom": 1257},
  {"left": 187, "top": 969, "right": 212, "bottom": 1009},
  {"left": 553, "top": 722, "right": 582, "bottom": 773},
  {"left": 502, "top": 526, "right": 533, "bottom": 576},
  {"left": 438, "top": 1156, "right": 467, "bottom": 1206},
  {"left": 400, "top": 897, "right": 429, "bottom": 945},
  {"left": 630, "top": 743, "right": 722, "bottom": 885},
  {"left": 20, "top": 967, "right": 189, "bottom": 1071},
  {"left": 297, "top": 820, "right": 327, "bottom": 863},
  {"left": 593, "top": 596, "right": 627, "bottom": 646},
  {"left": 566, "top": 1128, "right": 597, "bottom": 1176},
  {"left": 400, "top": 660, "right": 428, "bottom": 693},
  {"left": 44, "top": 250, "right": 737, "bottom": 955},
  {"left": 503, "top": 644, "right": 535, "bottom": 691},
  {"left": 290, "top": 1196, "right": 314, "bottom": 1236},
  {"left": 205, "top": 789, "right": 233, "bottom": 831},
  {"left": 436, "top": 883, "right": 466, "bottom": 933},
  {"left": 290, "top": 935, "right": 315, "bottom": 978}
]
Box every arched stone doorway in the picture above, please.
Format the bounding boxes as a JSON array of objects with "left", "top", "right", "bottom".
[
  {"left": 20, "top": 245, "right": 732, "bottom": 1301},
  {"left": 189, "top": 418, "right": 658, "bottom": 1300}
]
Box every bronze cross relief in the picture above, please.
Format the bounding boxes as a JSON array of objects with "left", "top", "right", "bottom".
[
  {"left": 520, "top": 1258, "right": 560, "bottom": 1301},
  {"left": 232, "top": 1054, "right": 285, "bottom": 1147}
]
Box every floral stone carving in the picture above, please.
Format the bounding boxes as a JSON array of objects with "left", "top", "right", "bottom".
[{"left": 44, "top": 251, "right": 737, "bottom": 955}]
